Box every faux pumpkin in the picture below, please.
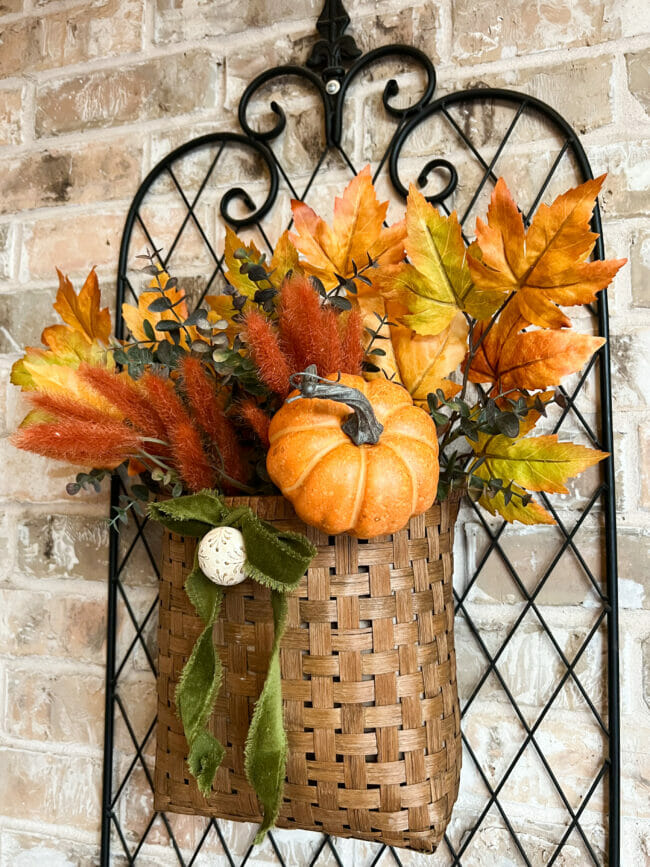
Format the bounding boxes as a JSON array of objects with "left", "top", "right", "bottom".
[{"left": 266, "top": 367, "right": 439, "bottom": 538}]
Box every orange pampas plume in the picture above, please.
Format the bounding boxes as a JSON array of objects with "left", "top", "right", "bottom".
[
  {"left": 246, "top": 276, "right": 365, "bottom": 395},
  {"left": 340, "top": 309, "right": 363, "bottom": 375},
  {"left": 277, "top": 276, "right": 323, "bottom": 372},
  {"left": 180, "top": 357, "right": 248, "bottom": 486},
  {"left": 139, "top": 371, "right": 192, "bottom": 437},
  {"left": 168, "top": 420, "right": 217, "bottom": 493},
  {"left": 245, "top": 309, "right": 293, "bottom": 397},
  {"left": 237, "top": 400, "right": 271, "bottom": 447},
  {"left": 278, "top": 277, "right": 345, "bottom": 375},
  {"left": 12, "top": 420, "right": 141, "bottom": 468},
  {"left": 26, "top": 392, "right": 120, "bottom": 427},
  {"left": 79, "top": 365, "right": 168, "bottom": 440}
]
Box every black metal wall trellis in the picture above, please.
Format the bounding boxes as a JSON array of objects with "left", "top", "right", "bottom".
[{"left": 101, "top": 1, "right": 619, "bottom": 864}]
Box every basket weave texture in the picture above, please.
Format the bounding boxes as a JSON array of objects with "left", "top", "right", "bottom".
[{"left": 154, "top": 495, "right": 461, "bottom": 852}]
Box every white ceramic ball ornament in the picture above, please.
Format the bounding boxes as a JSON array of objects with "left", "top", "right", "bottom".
[{"left": 197, "top": 526, "right": 248, "bottom": 586}]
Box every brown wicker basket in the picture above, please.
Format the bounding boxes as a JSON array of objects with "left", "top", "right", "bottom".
[{"left": 154, "top": 495, "right": 461, "bottom": 852}]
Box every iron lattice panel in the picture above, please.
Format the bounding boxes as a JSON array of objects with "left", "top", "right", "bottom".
[{"left": 101, "top": 7, "right": 619, "bottom": 865}]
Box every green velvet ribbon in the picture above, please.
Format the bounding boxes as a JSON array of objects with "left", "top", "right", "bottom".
[{"left": 149, "top": 491, "right": 316, "bottom": 843}]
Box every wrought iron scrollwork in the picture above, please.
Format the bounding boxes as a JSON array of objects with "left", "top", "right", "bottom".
[{"left": 105, "top": 2, "right": 620, "bottom": 865}]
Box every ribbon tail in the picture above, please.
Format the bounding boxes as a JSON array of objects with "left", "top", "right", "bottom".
[
  {"left": 245, "top": 590, "right": 289, "bottom": 844},
  {"left": 188, "top": 730, "right": 226, "bottom": 796},
  {"left": 175, "top": 566, "right": 225, "bottom": 796}
]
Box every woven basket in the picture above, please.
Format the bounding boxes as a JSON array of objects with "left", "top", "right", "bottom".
[{"left": 154, "top": 495, "right": 461, "bottom": 852}]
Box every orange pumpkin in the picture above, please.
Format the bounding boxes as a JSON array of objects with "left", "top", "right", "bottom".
[{"left": 266, "top": 370, "right": 439, "bottom": 538}]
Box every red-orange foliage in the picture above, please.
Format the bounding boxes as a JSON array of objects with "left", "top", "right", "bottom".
[
  {"left": 26, "top": 392, "right": 118, "bottom": 426},
  {"left": 340, "top": 309, "right": 363, "bottom": 375},
  {"left": 12, "top": 420, "right": 141, "bottom": 468},
  {"left": 245, "top": 275, "right": 364, "bottom": 396},
  {"left": 237, "top": 399, "right": 271, "bottom": 447},
  {"left": 180, "top": 357, "right": 247, "bottom": 486},
  {"left": 80, "top": 365, "right": 168, "bottom": 440},
  {"left": 246, "top": 309, "right": 293, "bottom": 396},
  {"left": 168, "top": 420, "right": 217, "bottom": 492},
  {"left": 139, "top": 372, "right": 190, "bottom": 436}
]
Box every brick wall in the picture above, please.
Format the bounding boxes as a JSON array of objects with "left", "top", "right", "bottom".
[{"left": 0, "top": 1, "right": 648, "bottom": 864}]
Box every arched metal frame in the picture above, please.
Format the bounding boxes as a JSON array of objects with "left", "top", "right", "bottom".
[{"left": 102, "top": 2, "right": 619, "bottom": 864}]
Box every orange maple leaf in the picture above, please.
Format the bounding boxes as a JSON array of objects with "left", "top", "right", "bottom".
[
  {"left": 122, "top": 270, "right": 200, "bottom": 348},
  {"left": 469, "top": 176, "right": 626, "bottom": 329},
  {"left": 289, "top": 165, "right": 405, "bottom": 290},
  {"left": 466, "top": 300, "right": 605, "bottom": 393},
  {"left": 53, "top": 267, "right": 112, "bottom": 344},
  {"left": 11, "top": 269, "right": 114, "bottom": 412}
]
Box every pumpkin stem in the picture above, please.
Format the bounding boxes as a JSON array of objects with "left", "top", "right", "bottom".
[{"left": 287, "top": 366, "right": 384, "bottom": 446}]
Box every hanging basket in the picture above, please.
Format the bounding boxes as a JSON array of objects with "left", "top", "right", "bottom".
[{"left": 154, "top": 495, "right": 461, "bottom": 852}]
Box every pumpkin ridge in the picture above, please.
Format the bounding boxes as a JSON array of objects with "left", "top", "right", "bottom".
[
  {"left": 380, "top": 440, "right": 417, "bottom": 515},
  {"left": 283, "top": 440, "right": 344, "bottom": 494},
  {"left": 268, "top": 420, "right": 342, "bottom": 445},
  {"left": 380, "top": 431, "right": 438, "bottom": 452},
  {"left": 350, "top": 446, "right": 368, "bottom": 532}
]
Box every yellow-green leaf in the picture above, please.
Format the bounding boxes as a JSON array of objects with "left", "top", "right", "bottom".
[
  {"left": 392, "top": 186, "right": 502, "bottom": 336},
  {"left": 473, "top": 432, "right": 608, "bottom": 494}
]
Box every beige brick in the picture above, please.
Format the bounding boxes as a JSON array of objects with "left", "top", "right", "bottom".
[
  {"left": 0, "top": 286, "right": 56, "bottom": 352},
  {"left": 623, "top": 746, "right": 650, "bottom": 819},
  {"left": 21, "top": 212, "right": 124, "bottom": 280},
  {"left": 643, "top": 635, "right": 650, "bottom": 711},
  {"left": 0, "top": 86, "right": 22, "bottom": 146},
  {"left": 154, "top": 0, "right": 315, "bottom": 43},
  {"left": 0, "top": 747, "right": 101, "bottom": 830},
  {"left": 619, "top": 818, "right": 650, "bottom": 867},
  {"left": 489, "top": 54, "right": 614, "bottom": 137},
  {"left": 117, "top": 518, "right": 162, "bottom": 586},
  {"left": 610, "top": 328, "right": 650, "bottom": 410},
  {"left": 35, "top": 50, "right": 219, "bottom": 138},
  {"left": 0, "top": 511, "right": 11, "bottom": 582},
  {"left": 362, "top": 57, "right": 613, "bottom": 171},
  {"left": 3, "top": 665, "right": 104, "bottom": 746},
  {"left": 0, "top": 0, "right": 23, "bottom": 14},
  {"left": 0, "top": 367, "right": 8, "bottom": 437},
  {"left": 451, "top": 0, "right": 617, "bottom": 64},
  {"left": 455, "top": 609, "right": 606, "bottom": 713},
  {"left": 16, "top": 513, "right": 109, "bottom": 583},
  {"left": 0, "top": 140, "right": 143, "bottom": 215},
  {"left": 114, "top": 678, "right": 157, "bottom": 754},
  {"left": 461, "top": 704, "right": 606, "bottom": 817},
  {"left": 0, "top": 829, "right": 99, "bottom": 867},
  {"left": 341, "top": 4, "right": 444, "bottom": 63},
  {"left": 0, "top": 0, "right": 144, "bottom": 78},
  {"left": 626, "top": 49, "right": 650, "bottom": 118},
  {"left": 630, "top": 225, "right": 650, "bottom": 308},
  {"left": 617, "top": 529, "right": 650, "bottom": 607},
  {"left": 122, "top": 203, "right": 216, "bottom": 273},
  {"left": 0, "top": 223, "right": 12, "bottom": 280},
  {"left": 0, "top": 437, "right": 110, "bottom": 503},
  {"left": 615, "top": 0, "right": 650, "bottom": 38},
  {"left": 0, "top": 588, "right": 106, "bottom": 662},
  {"left": 599, "top": 141, "right": 650, "bottom": 219},
  {"left": 464, "top": 522, "right": 604, "bottom": 607},
  {"left": 640, "top": 423, "right": 650, "bottom": 509}
]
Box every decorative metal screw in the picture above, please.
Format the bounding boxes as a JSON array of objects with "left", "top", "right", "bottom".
[{"left": 326, "top": 79, "right": 340, "bottom": 94}]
